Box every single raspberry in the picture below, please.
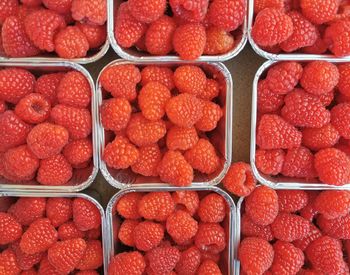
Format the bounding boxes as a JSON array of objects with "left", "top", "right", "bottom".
[
  {"left": 173, "top": 23, "right": 206, "bottom": 60},
  {"left": 314, "top": 190, "right": 350, "bottom": 219},
  {"left": 314, "top": 148, "right": 350, "bottom": 186},
  {"left": 0, "top": 68, "right": 35, "bottom": 104},
  {"left": 71, "top": 0, "right": 106, "bottom": 25},
  {"left": 257, "top": 114, "right": 302, "bottom": 150},
  {"left": 256, "top": 149, "right": 285, "bottom": 176},
  {"left": 331, "top": 103, "right": 350, "bottom": 139},
  {"left": 252, "top": 8, "right": 293, "bottom": 47},
  {"left": 245, "top": 186, "right": 279, "bottom": 226},
  {"left": 100, "top": 64, "right": 141, "bottom": 101},
  {"left": 76, "top": 22, "right": 106, "bottom": 49},
  {"left": 42, "top": 0, "right": 73, "bottom": 14},
  {"left": 271, "top": 241, "right": 304, "bottom": 274},
  {"left": 0, "top": 212, "right": 22, "bottom": 245},
  {"left": 337, "top": 64, "right": 350, "bottom": 97},
  {"left": 118, "top": 219, "right": 138, "bottom": 247},
  {"left": 73, "top": 198, "right": 101, "bottom": 231},
  {"left": 281, "top": 146, "right": 317, "bottom": 178},
  {"left": 166, "top": 126, "right": 198, "bottom": 151},
  {"left": 58, "top": 221, "right": 85, "bottom": 241},
  {"left": 134, "top": 221, "right": 164, "bottom": 251},
  {"left": 128, "top": 0, "right": 165, "bottom": 24},
  {"left": 0, "top": 0, "right": 18, "bottom": 24},
  {"left": 254, "top": 0, "right": 285, "bottom": 13},
  {"left": 172, "top": 191, "right": 199, "bottom": 216},
  {"left": 292, "top": 223, "right": 322, "bottom": 251},
  {"left": 158, "top": 150, "right": 194, "bottom": 186},
  {"left": 241, "top": 214, "right": 274, "bottom": 241},
  {"left": 317, "top": 213, "right": 350, "bottom": 239},
  {"left": 116, "top": 192, "right": 142, "bottom": 220},
  {"left": 27, "top": 123, "right": 69, "bottom": 159},
  {"left": 37, "top": 154, "right": 72, "bottom": 186},
  {"left": 301, "top": 0, "right": 338, "bottom": 24},
  {"left": 257, "top": 80, "right": 284, "bottom": 113},
  {"left": 197, "top": 260, "right": 222, "bottom": 275},
  {"left": 51, "top": 104, "right": 92, "bottom": 140},
  {"left": 170, "top": 0, "right": 208, "bottom": 23},
  {"left": 46, "top": 198, "right": 72, "bottom": 228},
  {"left": 195, "top": 101, "right": 222, "bottom": 132},
  {"left": 324, "top": 20, "right": 350, "bottom": 57},
  {"left": 204, "top": 26, "right": 234, "bottom": 55},
  {"left": 63, "top": 138, "right": 92, "bottom": 168},
  {"left": 15, "top": 93, "right": 51, "bottom": 124},
  {"left": 199, "top": 79, "right": 220, "bottom": 101},
  {"left": 239, "top": 237, "right": 274, "bottom": 275},
  {"left": 20, "top": 218, "right": 58, "bottom": 254},
  {"left": 34, "top": 73, "right": 64, "bottom": 105},
  {"left": 208, "top": 0, "right": 245, "bottom": 31},
  {"left": 10, "top": 240, "right": 43, "bottom": 271},
  {"left": 195, "top": 223, "right": 226, "bottom": 254},
  {"left": 174, "top": 65, "right": 206, "bottom": 96},
  {"left": 0, "top": 249, "right": 21, "bottom": 275},
  {"left": 166, "top": 210, "right": 198, "bottom": 245},
  {"left": 131, "top": 144, "right": 161, "bottom": 177},
  {"left": 302, "top": 124, "right": 340, "bottom": 151},
  {"left": 8, "top": 197, "right": 45, "bottom": 226},
  {"left": 277, "top": 190, "right": 308, "bottom": 213},
  {"left": 175, "top": 246, "right": 201, "bottom": 274},
  {"left": 138, "top": 192, "right": 175, "bottom": 222},
  {"left": 101, "top": 98, "right": 131, "bottom": 132},
  {"left": 108, "top": 252, "right": 146, "bottom": 275},
  {"left": 141, "top": 66, "right": 174, "bottom": 90},
  {"left": 197, "top": 193, "right": 225, "bottom": 223},
  {"left": 39, "top": 256, "right": 62, "bottom": 275},
  {"left": 54, "top": 26, "right": 89, "bottom": 58},
  {"left": 76, "top": 240, "right": 103, "bottom": 270},
  {"left": 302, "top": 31, "right": 328, "bottom": 54}
]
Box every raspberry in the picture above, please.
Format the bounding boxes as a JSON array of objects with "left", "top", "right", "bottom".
[
  {"left": 20, "top": 218, "right": 58, "bottom": 254},
  {"left": 174, "top": 65, "right": 206, "bottom": 96},
  {"left": 0, "top": 249, "right": 21, "bottom": 275},
  {"left": 2, "top": 16, "right": 40, "bottom": 58},
  {"left": 166, "top": 126, "right": 198, "bottom": 151},
  {"left": 58, "top": 221, "right": 85, "bottom": 241},
  {"left": 27, "top": 123, "right": 69, "bottom": 159},
  {"left": 256, "top": 149, "right": 285, "bottom": 176},
  {"left": 37, "top": 154, "right": 72, "bottom": 185},
  {"left": 141, "top": 66, "right": 174, "bottom": 90},
  {"left": 34, "top": 73, "right": 64, "bottom": 105},
  {"left": 271, "top": 213, "right": 310, "bottom": 241},
  {"left": 0, "top": 68, "right": 35, "bottom": 104},
  {"left": 8, "top": 197, "right": 46, "bottom": 226},
  {"left": 196, "top": 102, "right": 223, "bottom": 132},
  {"left": 38, "top": 256, "right": 62, "bottom": 275},
  {"left": 317, "top": 214, "right": 350, "bottom": 239},
  {"left": 108, "top": 252, "right": 146, "bottom": 275},
  {"left": 133, "top": 221, "right": 164, "bottom": 251},
  {"left": 315, "top": 148, "right": 350, "bottom": 186},
  {"left": 257, "top": 80, "right": 284, "bottom": 113},
  {"left": 324, "top": 20, "right": 350, "bottom": 57},
  {"left": 166, "top": 94, "right": 203, "bottom": 127},
  {"left": 197, "top": 260, "right": 222, "bottom": 275},
  {"left": 158, "top": 150, "right": 194, "bottom": 186},
  {"left": 302, "top": 124, "right": 340, "bottom": 151},
  {"left": 271, "top": 241, "right": 304, "bottom": 274},
  {"left": 76, "top": 22, "right": 106, "bottom": 49},
  {"left": 118, "top": 219, "right": 138, "bottom": 247},
  {"left": 138, "top": 192, "right": 174, "bottom": 221},
  {"left": 306, "top": 236, "right": 348, "bottom": 274},
  {"left": 0, "top": 0, "right": 18, "bottom": 24},
  {"left": 131, "top": 144, "right": 161, "bottom": 177},
  {"left": 197, "top": 193, "right": 225, "bottom": 223},
  {"left": 100, "top": 64, "right": 141, "bottom": 101},
  {"left": 245, "top": 186, "right": 279, "bottom": 226},
  {"left": 257, "top": 114, "right": 302, "bottom": 150},
  {"left": 73, "top": 198, "right": 101, "bottom": 231},
  {"left": 223, "top": 162, "right": 256, "bottom": 196},
  {"left": 252, "top": 8, "right": 293, "bottom": 47},
  {"left": 15, "top": 93, "right": 51, "bottom": 124},
  {"left": 299, "top": 191, "right": 320, "bottom": 221},
  {"left": 175, "top": 246, "right": 201, "bottom": 274},
  {"left": 116, "top": 192, "right": 142, "bottom": 220},
  {"left": 46, "top": 198, "right": 72, "bottom": 228},
  {"left": 85, "top": 227, "right": 101, "bottom": 240},
  {"left": 126, "top": 113, "right": 166, "bottom": 146},
  {"left": 0, "top": 212, "right": 22, "bottom": 245},
  {"left": 314, "top": 190, "right": 350, "bottom": 219},
  {"left": 241, "top": 214, "right": 274, "bottom": 241},
  {"left": 195, "top": 223, "right": 226, "bottom": 254},
  {"left": 277, "top": 190, "right": 308, "bottom": 213},
  {"left": 42, "top": 0, "right": 73, "bottom": 14},
  {"left": 292, "top": 223, "right": 322, "bottom": 251},
  {"left": 173, "top": 23, "right": 206, "bottom": 60},
  {"left": 71, "top": 0, "right": 106, "bottom": 25},
  {"left": 302, "top": 31, "right": 328, "bottom": 54},
  {"left": 51, "top": 104, "right": 92, "bottom": 140},
  {"left": 170, "top": 0, "right": 208, "bottom": 23},
  {"left": 337, "top": 64, "right": 350, "bottom": 97},
  {"left": 10, "top": 241, "right": 43, "bottom": 271},
  {"left": 199, "top": 79, "right": 220, "bottom": 101},
  {"left": 203, "top": 26, "right": 234, "bottom": 55},
  {"left": 101, "top": 98, "right": 131, "bottom": 132},
  {"left": 24, "top": 9, "right": 66, "bottom": 52},
  {"left": 281, "top": 146, "right": 317, "bottom": 178},
  {"left": 200, "top": 252, "right": 220, "bottom": 264},
  {"left": 301, "top": 61, "right": 339, "bottom": 95},
  {"left": 63, "top": 138, "right": 92, "bottom": 168},
  {"left": 238, "top": 237, "right": 274, "bottom": 275},
  {"left": 54, "top": 26, "right": 89, "bottom": 58},
  {"left": 76, "top": 240, "right": 103, "bottom": 270},
  {"left": 254, "top": 0, "right": 284, "bottom": 13},
  {"left": 331, "top": 103, "right": 350, "bottom": 139},
  {"left": 147, "top": 246, "right": 180, "bottom": 274},
  {"left": 301, "top": 0, "right": 338, "bottom": 24},
  {"left": 172, "top": 191, "right": 199, "bottom": 216}
]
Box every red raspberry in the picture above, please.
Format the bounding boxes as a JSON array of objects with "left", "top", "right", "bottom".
[
  {"left": 238, "top": 237, "right": 274, "bottom": 275},
  {"left": 302, "top": 30, "right": 328, "bottom": 55},
  {"left": 315, "top": 148, "right": 350, "bottom": 186},
  {"left": 116, "top": 192, "right": 142, "bottom": 220},
  {"left": 0, "top": 212, "right": 22, "bottom": 245},
  {"left": 337, "top": 64, "right": 350, "bottom": 97},
  {"left": 197, "top": 193, "right": 225, "bottom": 223},
  {"left": 20, "top": 218, "right": 58, "bottom": 254},
  {"left": 245, "top": 186, "right": 278, "bottom": 226},
  {"left": 0, "top": 0, "right": 18, "bottom": 24},
  {"left": 34, "top": 72, "right": 64, "bottom": 105},
  {"left": 146, "top": 246, "right": 180, "bottom": 275},
  {"left": 252, "top": 8, "right": 293, "bottom": 47},
  {"left": 128, "top": 0, "right": 165, "bottom": 24},
  {"left": 39, "top": 256, "right": 62, "bottom": 275},
  {"left": 173, "top": 23, "right": 206, "bottom": 60},
  {"left": 58, "top": 221, "right": 85, "bottom": 241},
  {"left": 199, "top": 79, "right": 220, "bottom": 101},
  {"left": 131, "top": 144, "right": 161, "bottom": 177},
  {"left": 175, "top": 246, "right": 201, "bottom": 274},
  {"left": 37, "top": 154, "right": 72, "bottom": 186},
  {"left": 302, "top": 124, "right": 340, "bottom": 151},
  {"left": 166, "top": 94, "right": 203, "bottom": 127},
  {"left": 172, "top": 191, "right": 199, "bottom": 216},
  {"left": 51, "top": 104, "right": 92, "bottom": 140},
  {"left": 317, "top": 213, "right": 350, "bottom": 239},
  {"left": 204, "top": 26, "right": 234, "bottom": 55},
  {"left": 324, "top": 20, "right": 350, "bottom": 57},
  {"left": 8, "top": 197, "right": 46, "bottom": 226},
  {"left": 277, "top": 190, "right": 308, "bottom": 213},
  {"left": 195, "top": 101, "right": 222, "bottom": 132},
  {"left": 10, "top": 240, "right": 43, "bottom": 271},
  {"left": 27, "top": 123, "right": 69, "bottom": 159},
  {"left": 101, "top": 98, "right": 131, "bottom": 132},
  {"left": 108, "top": 251, "right": 146, "bottom": 275},
  {"left": 256, "top": 149, "right": 285, "bottom": 176},
  {"left": 299, "top": 191, "right": 320, "bottom": 222},
  {"left": 195, "top": 223, "right": 226, "bottom": 254},
  {"left": 63, "top": 138, "right": 92, "bottom": 168},
  {"left": 314, "top": 190, "right": 350, "bottom": 219},
  {"left": 257, "top": 114, "right": 302, "bottom": 150},
  {"left": 166, "top": 126, "right": 198, "bottom": 151},
  {"left": 76, "top": 22, "right": 106, "bottom": 49},
  {"left": 141, "top": 66, "right": 174, "bottom": 90},
  {"left": 73, "top": 198, "right": 101, "bottom": 231},
  {"left": 301, "top": 0, "right": 338, "bottom": 24},
  {"left": 15, "top": 93, "right": 50, "bottom": 124},
  {"left": 281, "top": 146, "right": 317, "bottom": 178},
  {"left": 126, "top": 113, "right": 166, "bottom": 147},
  {"left": 42, "top": 0, "right": 73, "bottom": 14},
  {"left": 158, "top": 150, "right": 194, "bottom": 186},
  {"left": 197, "top": 260, "right": 222, "bottom": 275},
  {"left": 76, "top": 240, "right": 103, "bottom": 270},
  {"left": 2, "top": 16, "right": 40, "bottom": 58},
  {"left": 292, "top": 223, "right": 322, "bottom": 251},
  {"left": 118, "top": 219, "right": 138, "bottom": 247},
  {"left": 71, "top": 0, "right": 106, "bottom": 25},
  {"left": 100, "top": 64, "right": 141, "bottom": 101},
  {"left": 170, "top": 0, "right": 208, "bottom": 23},
  {"left": 257, "top": 80, "right": 284, "bottom": 113},
  {"left": 138, "top": 192, "right": 174, "bottom": 221},
  {"left": 174, "top": 65, "right": 206, "bottom": 96},
  {"left": 300, "top": 61, "right": 339, "bottom": 95},
  {"left": 0, "top": 249, "right": 21, "bottom": 275},
  {"left": 331, "top": 102, "right": 350, "bottom": 139},
  {"left": 254, "top": 0, "right": 285, "bottom": 13},
  {"left": 133, "top": 221, "right": 164, "bottom": 251},
  {"left": 271, "top": 241, "right": 304, "bottom": 274},
  {"left": 0, "top": 68, "right": 35, "bottom": 104},
  {"left": 46, "top": 198, "right": 72, "bottom": 228},
  {"left": 241, "top": 214, "right": 274, "bottom": 241}
]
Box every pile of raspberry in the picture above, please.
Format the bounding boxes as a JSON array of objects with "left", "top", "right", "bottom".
[
  {"left": 100, "top": 64, "right": 224, "bottom": 187},
  {"left": 256, "top": 60, "right": 350, "bottom": 186},
  {"left": 251, "top": 0, "right": 350, "bottom": 56},
  {"left": 0, "top": 67, "right": 93, "bottom": 186},
  {"left": 114, "top": 0, "right": 246, "bottom": 60},
  {"left": 239, "top": 186, "right": 350, "bottom": 274},
  {"left": 0, "top": 196, "right": 103, "bottom": 274},
  {"left": 109, "top": 191, "right": 228, "bottom": 275},
  {"left": 0, "top": 0, "right": 107, "bottom": 59}
]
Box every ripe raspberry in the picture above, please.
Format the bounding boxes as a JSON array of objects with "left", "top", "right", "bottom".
[
  {"left": 63, "top": 138, "right": 92, "bottom": 168},
  {"left": 198, "top": 79, "right": 220, "bottom": 101},
  {"left": 281, "top": 146, "right": 317, "bottom": 178},
  {"left": 131, "top": 144, "right": 161, "bottom": 177},
  {"left": 172, "top": 191, "right": 199, "bottom": 216},
  {"left": 197, "top": 260, "right": 222, "bottom": 275},
  {"left": 337, "top": 64, "right": 350, "bottom": 97},
  {"left": 257, "top": 80, "right": 284, "bottom": 113},
  {"left": 129, "top": 0, "right": 166, "bottom": 24},
  {"left": 58, "top": 221, "right": 85, "bottom": 241},
  {"left": 173, "top": 23, "right": 206, "bottom": 60},
  {"left": 20, "top": 218, "right": 58, "bottom": 254},
  {"left": 314, "top": 190, "right": 350, "bottom": 219},
  {"left": 0, "top": 212, "right": 22, "bottom": 245},
  {"left": 76, "top": 22, "right": 106, "bottom": 49},
  {"left": 166, "top": 126, "right": 198, "bottom": 151},
  {"left": 10, "top": 240, "right": 43, "bottom": 271},
  {"left": 42, "top": 0, "right": 73, "bottom": 14},
  {"left": 134, "top": 221, "right": 164, "bottom": 251},
  {"left": 175, "top": 246, "right": 201, "bottom": 274},
  {"left": 302, "top": 124, "right": 340, "bottom": 151},
  {"left": 301, "top": 0, "right": 338, "bottom": 24},
  {"left": 245, "top": 186, "right": 279, "bottom": 226},
  {"left": 46, "top": 198, "right": 72, "bottom": 228},
  {"left": 324, "top": 20, "right": 350, "bottom": 57},
  {"left": 195, "top": 101, "right": 222, "bottom": 132},
  {"left": 141, "top": 66, "right": 174, "bottom": 90},
  {"left": 256, "top": 149, "right": 285, "bottom": 176},
  {"left": 73, "top": 198, "right": 101, "bottom": 231},
  {"left": 34, "top": 73, "right": 63, "bottom": 105},
  {"left": 27, "top": 123, "right": 69, "bottom": 159},
  {"left": 0, "top": 249, "right": 21, "bottom": 275},
  {"left": 197, "top": 193, "right": 225, "bottom": 223},
  {"left": 331, "top": 103, "right": 350, "bottom": 139},
  {"left": 166, "top": 94, "right": 203, "bottom": 127},
  {"left": 39, "top": 256, "right": 62, "bottom": 275},
  {"left": 37, "top": 154, "right": 72, "bottom": 186},
  {"left": 317, "top": 214, "right": 350, "bottom": 239},
  {"left": 71, "top": 0, "right": 106, "bottom": 25},
  {"left": 15, "top": 93, "right": 51, "bottom": 124},
  {"left": 254, "top": 0, "right": 285, "bottom": 13},
  {"left": 174, "top": 65, "right": 206, "bottom": 96},
  {"left": 118, "top": 219, "right": 138, "bottom": 247},
  {"left": 55, "top": 26, "right": 89, "bottom": 58},
  {"left": 292, "top": 223, "right": 322, "bottom": 251},
  {"left": 166, "top": 210, "right": 198, "bottom": 245},
  {"left": 302, "top": 31, "right": 328, "bottom": 54},
  {"left": 239, "top": 237, "right": 274, "bottom": 275},
  {"left": 158, "top": 150, "right": 194, "bottom": 186},
  {"left": 252, "top": 8, "right": 293, "bottom": 47},
  {"left": 195, "top": 223, "right": 226, "bottom": 254},
  {"left": 51, "top": 104, "right": 92, "bottom": 140},
  {"left": 138, "top": 192, "right": 175, "bottom": 222},
  {"left": 170, "top": 0, "right": 208, "bottom": 23},
  {"left": 204, "top": 26, "right": 234, "bottom": 55},
  {"left": 108, "top": 252, "right": 146, "bottom": 275},
  {"left": 257, "top": 114, "right": 302, "bottom": 150},
  {"left": 101, "top": 98, "right": 131, "bottom": 132},
  {"left": 0, "top": 68, "right": 35, "bottom": 104},
  {"left": 315, "top": 148, "right": 350, "bottom": 186},
  {"left": 76, "top": 240, "right": 103, "bottom": 270},
  {"left": 0, "top": 0, "right": 18, "bottom": 24},
  {"left": 8, "top": 197, "right": 45, "bottom": 226},
  {"left": 241, "top": 214, "right": 274, "bottom": 241},
  {"left": 116, "top": 192, "right": 142, "bottom": 220},
  {"left": 271, "top": 241, "right": 304, "bottom": 274},
  {"left": 277, "top": 190, "right": 308, "bottom": 213}
]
